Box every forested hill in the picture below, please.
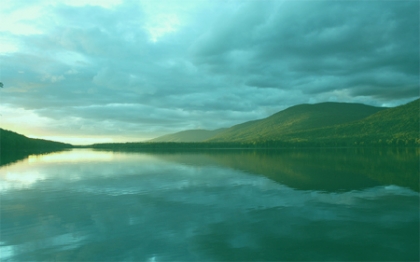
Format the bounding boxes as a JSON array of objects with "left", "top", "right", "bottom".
[
  {"left": 139, "top": 100, "right": 418, "bottom": 147},
  {"left": 149, "top": 128, "right": 227, "bottom": 142},
  {"left": 0, "top": 128, "right": 73, "bottom": 151},
  {"left": 206, "top": 102, "right": 385, "bottom": 142},
  {"left": 282, "top": 98, "right": 420, "bottom": 146},
  {"left": 2, "top": 99, "right": 418, "bottom": 153}
]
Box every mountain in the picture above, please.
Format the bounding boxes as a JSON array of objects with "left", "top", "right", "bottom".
[
  {"left": 0, "top": 128, "right": 72, "bottom": 151},
  {"left": 284, "top": 98, "right": 420, "bottom": 146},
  {"left": 149, "top": 128, "right": 227, "bottom": 142},
  {"left": 90, "top": 99, "right": 420, "bottom": 149},
  {"left": 207, "top": 102, "right": 386, "bottom": 142}
]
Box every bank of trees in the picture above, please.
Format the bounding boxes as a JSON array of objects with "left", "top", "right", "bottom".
[{"left": 90, "top": 136, "right": 419, "bottom": 151}]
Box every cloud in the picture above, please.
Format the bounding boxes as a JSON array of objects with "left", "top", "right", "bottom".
[
  {"left": 2, "top": 151, "right": 418, "bottom": 260},
  {"left": 0, "top": 0, "right": 418, "bottom": 143},
  {"left": 190, "top": 1, "right": 419, "bottom": 96}
]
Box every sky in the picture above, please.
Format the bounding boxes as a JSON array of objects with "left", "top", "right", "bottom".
[{"left": 0, "top": 0, "right": 419, "bottom": 145}]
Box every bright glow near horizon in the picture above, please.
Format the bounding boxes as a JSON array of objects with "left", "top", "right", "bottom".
[
  {"left": 27, "top": 149, "right": 114, "bottom": 163},
  {"left": 0, "top": 0, "right": 418, "bottom": 142},
  {"left": 29, "top": 135, "right": 115, "bottom": 145}
]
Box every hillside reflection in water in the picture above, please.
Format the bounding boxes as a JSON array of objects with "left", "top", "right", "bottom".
[{"left": 1, "top": 148, "right": 418, "bottom": 261}]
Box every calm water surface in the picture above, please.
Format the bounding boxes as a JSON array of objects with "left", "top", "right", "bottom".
[{"left": 1, "top": 148, "right": 419, "bottom": 261}]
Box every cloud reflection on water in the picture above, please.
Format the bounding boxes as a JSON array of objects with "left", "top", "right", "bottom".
[
  {"left": 27, "top": 149, "right": 114, "bottom": 163},
  {"left": 0, "top": 149, "right": 418, "bottom": 261}
]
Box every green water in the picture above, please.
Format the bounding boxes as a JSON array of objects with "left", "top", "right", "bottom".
[{"left": 1, "top": 148, "right": 418, "bottom": 261}]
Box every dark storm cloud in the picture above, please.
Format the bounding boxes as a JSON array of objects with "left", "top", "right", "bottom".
[
  {"left": 190, "top": 1, "right": 419, "bottom": 98},
  {"left": 0, "top": 0, "right": 418, "bottom": 141}
]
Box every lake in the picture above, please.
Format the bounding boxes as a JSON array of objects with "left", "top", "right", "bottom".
[{"left": 1, "top": 148, "right": 419, "bottom": 261}]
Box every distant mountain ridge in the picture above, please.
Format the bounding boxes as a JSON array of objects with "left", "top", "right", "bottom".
[
  {"left": 147, "top": 99, "right": 419, "bottom": 146},
  {"left": 207, "top": 102, "right": 386, "bottom": 142},
  {"left": 283, "top": 98, "right": 419, "bottom": 145},
  {"left": 149, "top": 128, "right": 227, "bottom": 142},
  {"left": 2, "top": 99, "right": 418, "bottom": 151}
]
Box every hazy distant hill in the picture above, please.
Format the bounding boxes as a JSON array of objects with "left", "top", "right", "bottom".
[
  {"left": 207, "top": 102, "right": 386, "bottom": 142},
  {"left": 149, "top": 128, "right": 227, "bottom": 142},
  {"left": 72, "top": 99, "right": 420, "bottom": 150},
  {"left": 284, "top": 98, "right": 420, "bottom": 145},
  {"left": 0, "top": 128, "right": 72, "bottom": 151}
]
